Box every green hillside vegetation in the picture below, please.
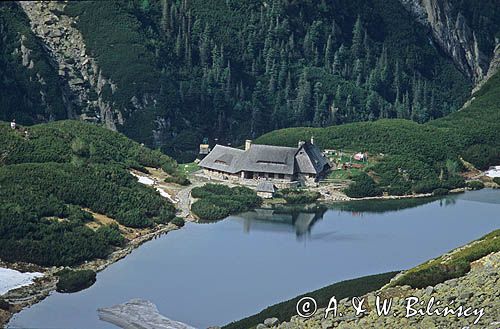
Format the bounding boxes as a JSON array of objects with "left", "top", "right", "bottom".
[
  {"left": 256, "top": 73, "right": 500, "bottom": 197},
  {"left": 390, "top": 229, "right": 500, "bottom": 289},
  {"left": 60, "top": 0, "right": 478, "bottom": 161},
  {"left": 223, "top": 271, "right": 398, "bottom": 329},
  {"left": 0, "top": 120, "right": 182, "bottom": 266},
  {"left": 191, "top": 184, "right": 262, "bottom": 220}
]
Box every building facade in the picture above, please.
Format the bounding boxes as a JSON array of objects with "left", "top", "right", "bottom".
[{"left": 199, "top": 139, "right": 331, "bottom": 186}]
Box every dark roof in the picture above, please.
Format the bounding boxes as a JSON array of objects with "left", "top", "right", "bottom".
[
  {"left": 296, "top": 143, "right": 331, "bottom": 174},
  {"left": 256, "top": 181, "right": 276, "bottom": 193},
  {"left": 199, "top": 142, "right": 330, "bottom": 176},
  {"left": 238, "top": 144, "right": 297, "bottom": 175},
  {"left": 198, "top": 145, "right": 243, "bottom": 173}
]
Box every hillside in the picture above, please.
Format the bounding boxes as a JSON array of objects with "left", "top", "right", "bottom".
[
  {"left": 0, "top": 120, "right": 183, "bottom": 266},
  {"left": 255, "top": 72, "right": 500, "bottom": 196},
  {"left": 3, "top": 1, "right": 499, "bottom": 161}
]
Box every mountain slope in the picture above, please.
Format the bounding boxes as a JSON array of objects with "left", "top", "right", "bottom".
[
  {"left": 0, "top": 2, "right": 68, "bottom": 124},
  {"left": 255, "top": 72, "right": 500, "bottom": 195},
  {"left": 0, "top": 120, "right": 181, "bottom": 266},
  {"left": 2, "top": 1, "right": 498, "bottom": 162}
]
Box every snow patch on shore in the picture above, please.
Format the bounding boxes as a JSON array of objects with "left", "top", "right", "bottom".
[
  {"left": 0, "top": 268, "right": 43, "bottom": 295},
  {"left": 130, "top": 172, "right": 177, "bottom": 204},
  {"left": 485, "top": 166, "right": 500, "bottom": 178}
]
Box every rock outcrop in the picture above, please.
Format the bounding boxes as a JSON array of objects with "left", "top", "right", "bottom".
[
  {"left": 399, "top": 0, "right": 498, "bottom": 86},
  {"left": 18, "top": 1, "right": 122, "bottom": 130},
  {"left": 98, "top": 299, "right": 196, "bottom": 329},
  {"left": 264, "top": 251, "right": 500, "bottom": 328}
]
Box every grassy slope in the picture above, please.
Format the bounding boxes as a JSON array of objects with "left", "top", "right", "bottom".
[
  {"left": 390, "top": 229, "right": 500, "bottom": 289},
  {"left": 223, "top": 272, "right": 398, "bottom": 329},
  {"left": 0, "top": 120, "right": 181, "bottom": 266}
]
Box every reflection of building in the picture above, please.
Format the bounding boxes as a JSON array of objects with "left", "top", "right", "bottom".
[
  {"left": 199, "top": 138, "right": 331, "bottom": 187},
  {"left": 232, "top": 208, "right": 326, "bottom": 237}
]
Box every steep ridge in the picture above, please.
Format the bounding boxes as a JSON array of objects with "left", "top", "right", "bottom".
[
  {"left": 0, "top": 2, "right": 67, "bottom": 123},
  {"left": 399, "top": 0, "right": 499, "bottom": 85},
  {"left": 18, "top": 1, "right": 122, "bottom": 130}
]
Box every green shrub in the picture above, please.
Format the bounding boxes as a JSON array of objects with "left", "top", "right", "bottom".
[
  {"left": 56, "top": 269, "right": 97, "bottom": 293},
  {"left": 432, "top": 188, "right": 449, "bottom": 196},
  {"left": 117, "top": 209, "right": 153, "bottom": 228},
  {"left": 467, "top": 180, "right": 485, "bottom": 190},
  {"left": 190, "top": 184, "right": 261, "bottom": 220},
  {"left": 441, "top": 175, "right": 466, "bottom": 190},
  {"left": 390, "top": 229, "right": 500, "bottom": 289},
  {"left": 281, "top": 190, "right": 320, "bottom": 204},
  {"left": 412, "top": 179, "right": 441, "bottom": 194},
  {"left": 192, "top": 199, "right": 230, "bottom": 221},
  {"left": 494, "top": 177, "right": 500, "bottom": 186},
  {"left": 344, "top": 173, "right": 382, "bottom": 198},
  {"left": 164, "top": 175, "right": 191, "bottom": 186},
  {"left": 96, "top": 224, "right": 125, "bottom": 247},
  {"left": 171, "top": 217, "right": 186, "bottom": 227}
]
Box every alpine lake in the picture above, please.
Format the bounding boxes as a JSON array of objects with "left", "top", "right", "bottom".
[{"left": 8, "top": 189, "right": 500, "bottom": 329}]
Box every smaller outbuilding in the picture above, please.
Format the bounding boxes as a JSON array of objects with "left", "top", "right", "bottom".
[{"left": 256, "top": 181, "right": 276, "bottom": 199}]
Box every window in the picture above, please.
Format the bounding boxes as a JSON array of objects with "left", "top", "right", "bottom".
[{"left": 278, "top": 174, "right": 285, "bottom": 179}]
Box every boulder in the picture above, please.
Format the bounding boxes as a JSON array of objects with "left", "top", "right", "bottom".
[
  {"left": 98, "top": 299, "right": 196, "bottom": 329},
  {"left": 264, "top": 317, "right": 279, "bottom": 327}
]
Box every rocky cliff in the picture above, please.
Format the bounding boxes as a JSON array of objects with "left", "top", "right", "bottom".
[
  {"left": 18, "top": 1, "right": 122, "bottom": 130},
  {"left": 399, "top": 0, "right": 499, "bottom": 86}
]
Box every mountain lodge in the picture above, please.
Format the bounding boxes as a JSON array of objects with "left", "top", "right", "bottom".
[{"left": 198, "top": 138, "right": 331, "bottom": 186}]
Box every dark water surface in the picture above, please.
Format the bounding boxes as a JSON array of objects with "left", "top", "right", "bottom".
[{"left": 8, "top": 189, "right": 500, "bottom": 329}]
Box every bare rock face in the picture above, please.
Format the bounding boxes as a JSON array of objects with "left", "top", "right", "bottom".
[
  {"left": 98, "top": 299, "right": 196, "bottom": 329},
  {"left": 399, "top": 0, "right": 498, "bottom": 86},
  {"left": 18, "top": 1, "right": 120, "bottom": 130}
]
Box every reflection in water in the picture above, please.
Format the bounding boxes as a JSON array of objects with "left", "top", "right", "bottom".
[
  {"left": 233, "top": 207, "right": 327, "bottom": 238},
  {"left": 328, "top": 195, "right": 443, "bottom": 214},
  {"left": 233, "top": 193, "right": 467, "bottom": 237}
]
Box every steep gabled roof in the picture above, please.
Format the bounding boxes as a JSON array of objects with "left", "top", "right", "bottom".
[
  {"left": 199, "top": 142, "right": 330, "bottom": 176},
  {"left": 295, "top": 142, "right": 331, "bottom": 174},
  {"left": 237, "top": 144, "right": 297, "bottom": 175},
  {"left": 198, "top": 144, "right": 244, "bottom": 174}
]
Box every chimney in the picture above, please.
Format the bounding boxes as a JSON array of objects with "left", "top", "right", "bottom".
[
  {"left": 245, "top": 139, "right": 252, "bottom": 151},
  {"left": 298, "top": 140, "right": 305, "bottom": 148},
  {"left": 310, "top": 136, "right": 314, "bottom": 144}
]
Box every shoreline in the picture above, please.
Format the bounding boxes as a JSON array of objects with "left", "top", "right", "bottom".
[
  {"left": 0, "top": 221, "right": 187, "bottom": 327},
  {"left": 0, "top": 180, "right": 491, "bottom": 327}
]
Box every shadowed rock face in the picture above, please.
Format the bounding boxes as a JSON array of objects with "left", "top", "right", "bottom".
[
  {"left": 399, "top": 0, "right": 499, "bottom": 85},
  {"left": 98, "top": 299, "right": 196, "bottom": 329}
]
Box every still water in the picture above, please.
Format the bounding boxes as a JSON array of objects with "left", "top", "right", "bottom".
[{"left": 8, "top": 189, "right": 500, "bottom": 329}]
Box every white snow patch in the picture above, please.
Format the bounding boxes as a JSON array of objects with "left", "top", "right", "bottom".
[
  {"left": 130, "top": 172, "right": 177, "bottom": 204},
  {"left": 485, "top": 165, "right": 500, "bottom": 178},
  {"left": 131, "top": 172, "right": 155, "bottom": 186},
  {"left": 0, "top": 267, "right": 43, "bottom": 295}
]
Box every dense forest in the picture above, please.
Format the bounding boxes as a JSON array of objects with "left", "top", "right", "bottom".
[
  {"left": 256, "top": 72, "right": 500, "bottom": 196},
  {"left": 63, "top": 0, "right": 475, "bottom": 161},
  {"left": 1, "top": 1, "right": 498, "bottom": 161},
  {"left": 0, "top": 120, "right": 182, "bottom": 266}
]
